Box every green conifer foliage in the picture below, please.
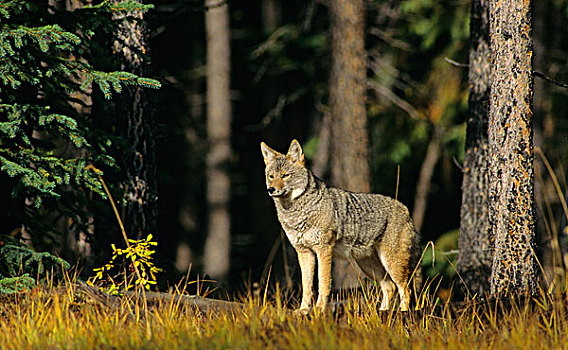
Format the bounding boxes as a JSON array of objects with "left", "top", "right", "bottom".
[
  {"left": 0, "top": 1, "right": 159, "bottom": 206},
  {"left": 0, "top": 234, "right": 70, "bottom": 294},
  {"left": 0, "top": 0, "right": 160, "bottom": 283}
]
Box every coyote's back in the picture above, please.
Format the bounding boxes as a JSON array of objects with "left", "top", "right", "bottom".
[{"left": 261, "top": 139, "right": 422, "bottom": 312}]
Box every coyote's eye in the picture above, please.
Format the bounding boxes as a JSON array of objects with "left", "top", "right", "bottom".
[
  {"left": 268, "top": 174, "right": 274, "bottom": 180},
  {"left": 281, "top": 173, "right": 290, "bottom": 179}
]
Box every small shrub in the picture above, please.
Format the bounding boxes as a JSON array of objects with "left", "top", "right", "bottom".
[{"left": 87, "top": 234, "right": 162, "bottom": 295}]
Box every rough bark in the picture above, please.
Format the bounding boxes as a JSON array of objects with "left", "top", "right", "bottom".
[
  {"left": 328, "top": 0, "right": 369, "bottom": 289},
  {"left": 488, "top": 0, "right": 537, "bottom": 297},
  {"left": 112, "top": 1, "right": 158, "bottom": 239},
  {"left": 203, "top": 0, "right": 232, "bottom": 280},
  {"left": 456, "top": 0, "right": 493, "bottom": 297}
]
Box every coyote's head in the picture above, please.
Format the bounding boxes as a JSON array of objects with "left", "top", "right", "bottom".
[{"left": 260, "top": 139, "right": 309, "bottom": 199}]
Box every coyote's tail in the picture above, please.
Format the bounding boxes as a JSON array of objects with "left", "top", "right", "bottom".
[{"left": 410, "top": 229, "right": 423, "bottom": 299}]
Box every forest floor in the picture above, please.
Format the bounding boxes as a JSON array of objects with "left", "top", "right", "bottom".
[{"left": 1, "top": 280, "right": 567, "bottom": 349}]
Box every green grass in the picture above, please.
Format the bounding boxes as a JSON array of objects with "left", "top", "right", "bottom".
[{"left": 1, "top": 278, "right": 567, "bottom": 350}]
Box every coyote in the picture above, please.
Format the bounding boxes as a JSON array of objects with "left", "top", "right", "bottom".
[{"left": 261, "top": 139, "right": 422, "bottom": 313}]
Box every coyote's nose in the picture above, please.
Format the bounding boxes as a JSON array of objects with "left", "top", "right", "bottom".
[{"left": 267, "top": 187, "right": 276, "bottom": 194}]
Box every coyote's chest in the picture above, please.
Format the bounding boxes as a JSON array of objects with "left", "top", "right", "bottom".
[
  {"left": 281, "top": 221, "right": 329, "bottom": 249},
  {"left": 274, "top": 198, "right": 335, "bottom": 250}
]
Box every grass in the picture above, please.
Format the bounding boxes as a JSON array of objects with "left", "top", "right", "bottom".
[{"left": 1, "top": 277, "right": 568, "bottom": 350}]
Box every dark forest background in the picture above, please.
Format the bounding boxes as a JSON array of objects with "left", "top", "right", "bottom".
[
  {"left": 151, "top": 0, "right": 473, "bottom": 290},
  {"left": 1, "top": 0, "right": 568, "bottom": 295}
]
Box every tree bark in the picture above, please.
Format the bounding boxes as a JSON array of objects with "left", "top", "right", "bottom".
[
  {"left": 203, "top": 0, "right": 232, "bottom": 281},
  {"left": 488, "top": 0, "right": 537, "bottom": 297},
  {"left": 112, "top": 1, "right": 158, "bottom": 239},
  {"left": 457, "top": 0, "right": 493, "bottom": 297},
  {"left": 328, "top": 0, "right": 369, "bottom": 289}
]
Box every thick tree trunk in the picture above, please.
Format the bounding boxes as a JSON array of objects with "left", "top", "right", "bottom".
[
  {"left": 329, "top": 0, "right": 369, "bottom": 289},
  {"left": 112, "top": 1, "right": 158, "bottom": 239},
  {"left": 329, "top": 0, "right": 369, "bottom": 194},
  {"left": 203, "top": 0, "right": 232, "bottom": 281},
  {"left": 488, "top": 0, "right": 537, "bottom": 297},
  {"left": 456, "top": 0, "right": 493, "bottom": 297}
]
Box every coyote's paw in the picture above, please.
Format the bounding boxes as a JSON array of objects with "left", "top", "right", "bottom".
[
  {"left": 293, "top": 307, "right": 312, "bottom": 316},
  {"left": 315, "top": 299, "right": 328, "bottom": 314}
]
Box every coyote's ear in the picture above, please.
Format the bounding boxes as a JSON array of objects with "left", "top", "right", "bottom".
[
  {"left": 261, "top": 142, "right": 280, "bottom": 165},
  {"left": 286, "top": 139, "right": 305, "bottom": 165}
]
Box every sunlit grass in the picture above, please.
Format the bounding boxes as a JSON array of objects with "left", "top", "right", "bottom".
[{"left": 1, "top": 276, "right": 567, "bottom": 350}]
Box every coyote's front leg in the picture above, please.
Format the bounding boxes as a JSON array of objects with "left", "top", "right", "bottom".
[
  {"left": 296, "top": 249, "right": 316, "bottom": 314},
  {"left": 315, "top": 244, "right": 333, "bottom": 312}
]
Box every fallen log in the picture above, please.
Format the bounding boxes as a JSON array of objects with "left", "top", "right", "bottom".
[
  {"left": 122, "top": 290, "right": 246, "bottom": 313},
  {"left": 64, "top": 281, "right": 373, "bottom": 317},
  {"left": 62, "top": 281, "right": 246, "bottom": 314}
]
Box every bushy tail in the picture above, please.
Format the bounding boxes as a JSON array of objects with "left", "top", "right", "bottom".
[{"left": 410, "top": 228, "right": 423, "bottom": 303}]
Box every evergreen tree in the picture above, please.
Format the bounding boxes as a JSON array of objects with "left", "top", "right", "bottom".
[{"left": 0, "top": 1, "right": 159, "bottom": 254}]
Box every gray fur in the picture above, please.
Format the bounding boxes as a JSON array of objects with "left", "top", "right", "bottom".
[{"left": 261, "top": 140, "right": 422, "bottom": 312}]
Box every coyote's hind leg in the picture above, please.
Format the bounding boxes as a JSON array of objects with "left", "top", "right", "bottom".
[
  {"left": 378, "top": 249, "right": 412, "bottom": 311},
  {"left": 354, "top": 254, "right": 396, "bottom": 311}
]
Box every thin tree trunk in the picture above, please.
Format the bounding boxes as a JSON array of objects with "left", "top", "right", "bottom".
[
  {"left": 488, "top": 0, "right": 537, "bottom": 297},
  {"left": 112, "top": 0, "right": 158, "bottom": 239},
  {"left": 329, "top": 0, "right": 369, "bottom": 289},
  {"left": 311, "top": 111, "right": 331, "bottom": 178},
  {"left": 261, "top": 0, "right": 281, "bottom": 34},
  {"left": 203, "top": 0, "right": 232, "bottom": 281},
  {"left": 412, "top": 129, "right": 441, "bottom": 233},
  {"left": 457, "top": 0, "right": 493, "bottom": 297}
]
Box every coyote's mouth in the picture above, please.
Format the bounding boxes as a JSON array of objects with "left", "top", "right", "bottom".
[{"left": 268, "top": 188, "right": 287, "bottom": 197}]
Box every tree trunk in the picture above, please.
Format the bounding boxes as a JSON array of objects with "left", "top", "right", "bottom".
[
  {"left": 412, "top": 128, "right": 441, "bottom": 233},
  {"left": 112, "top": 1, "right": 158, "bottom": 239},
  {"left": 488, "top": 0, "right": 537, "bottom": 297},
  {"left": 329, "top": 0, "right": 369, "bottom": 289},
  {"left": 261, "top": 0, "right": 281, "bottom": 34},
  {"left": 311, "top": 111, "right": 331, "bottom": 178},
  {"left": 203, "top": 0, "right": 232, "bottom": 281},
  {"left": 456, "top": 0, "right": 493, "bottom": 297}
]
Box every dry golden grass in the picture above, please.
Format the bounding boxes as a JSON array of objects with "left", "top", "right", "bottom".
[{"left": 1, "top": 277, "right": 567, "bottom": 350}]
